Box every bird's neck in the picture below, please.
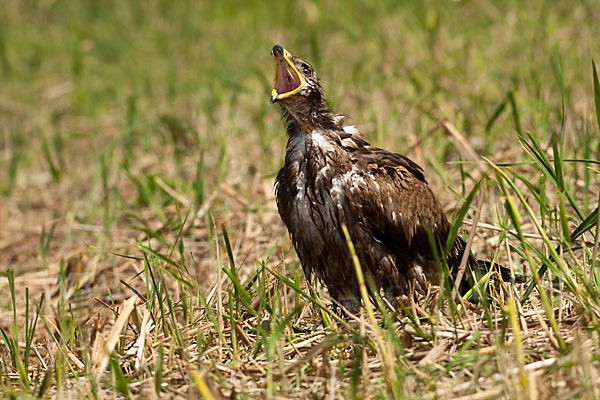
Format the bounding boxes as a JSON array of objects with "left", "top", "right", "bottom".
[{"left": 281, "top": 101, "right": 341, "bottom": 133}]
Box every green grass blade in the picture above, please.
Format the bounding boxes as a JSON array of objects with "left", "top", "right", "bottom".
[
  {"left": 485, "top": 95, "right": 508, "bottom": 134},
  {"left": 221, "top": 225, "right": 257, "bottom": 317},
  {"left": 221, "top": 267, "right": 257, "bottom": 317},
  {"left": 36, "top": 367, "right": 52, "bottom": 398},
  {"left": 571, "top": 206, "right": 599, "bottom": 241},
  {"left": 592, "top": 59, "right": 600, "bottom": 133},
  {"left": 508, "top": 90, "right": 522, "bottom": 134},
  {"left": 110, "top": 354, "right": 131, "bottom": 398},
  {"left": 445, "top": 176, "right": 485, "bottom": 255}
]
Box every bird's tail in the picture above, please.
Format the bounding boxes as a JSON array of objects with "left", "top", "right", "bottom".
[
  {"left": 449, "top": 237, "right": 525, "bottom": 296},
  {"left": 473, "top": 259, "right": 526, "bottom": 284}
]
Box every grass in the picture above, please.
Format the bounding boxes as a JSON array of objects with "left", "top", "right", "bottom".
[{"left": 0, "top": 0, "right": 599, "bottom": 398}]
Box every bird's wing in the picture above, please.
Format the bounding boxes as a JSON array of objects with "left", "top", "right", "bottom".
[{"left": 343, "top": 146, "right": 451, "bottom": 258}]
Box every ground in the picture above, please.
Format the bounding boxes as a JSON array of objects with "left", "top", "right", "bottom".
[{"left": 0, "top": 1, "right": 599, "bottom": 399}]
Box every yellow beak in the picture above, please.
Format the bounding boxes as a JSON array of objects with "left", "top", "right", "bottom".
[{"left": 271, "top": 45, "right": 304, "bottom": 103}]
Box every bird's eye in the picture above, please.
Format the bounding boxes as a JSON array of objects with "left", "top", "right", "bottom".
[{"left": 301, "top": 64, "right": 312, "bottom": 75}]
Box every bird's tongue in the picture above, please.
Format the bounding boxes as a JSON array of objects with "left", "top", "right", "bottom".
[{"left": 275, "top": 58, "right": 301, "bottom": 95}]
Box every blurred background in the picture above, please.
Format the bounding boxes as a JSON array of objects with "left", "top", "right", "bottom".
[{"left": 1, "top": 1, "right": 599, "bottom": 197}]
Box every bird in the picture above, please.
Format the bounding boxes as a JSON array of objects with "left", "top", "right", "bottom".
[{"left": 269, "top": 45, "right": 517, "bottom": 316}]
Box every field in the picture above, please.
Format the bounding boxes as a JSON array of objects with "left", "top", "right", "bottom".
[{"left": 1, "top": 1, "right": 600, "bottom": 398}]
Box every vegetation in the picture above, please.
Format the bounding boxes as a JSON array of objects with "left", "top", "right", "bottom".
[{"left": 0, "top": 0, "right": 599, "bottom": 398}]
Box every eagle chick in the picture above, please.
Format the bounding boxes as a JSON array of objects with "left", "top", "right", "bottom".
[{"left": 270, "top": 45, "right": 513, "bottom": 316}]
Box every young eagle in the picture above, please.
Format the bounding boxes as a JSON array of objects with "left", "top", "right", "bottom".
[{"left": 270, "top": 45, "right": 509, "bottom": 315}]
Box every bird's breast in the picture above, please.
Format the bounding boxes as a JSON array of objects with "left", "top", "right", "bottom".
[{"left": 280, "top": 130, "right": 352, "bottom": 233}]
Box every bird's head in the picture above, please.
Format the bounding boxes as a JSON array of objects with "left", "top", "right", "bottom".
[{"left": 270, "top": 45, "right": 335, "bottom": 131}]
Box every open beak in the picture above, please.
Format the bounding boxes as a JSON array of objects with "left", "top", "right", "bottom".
[{"left": 270, "top": 45, "right": 303, "bottom": 104}]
